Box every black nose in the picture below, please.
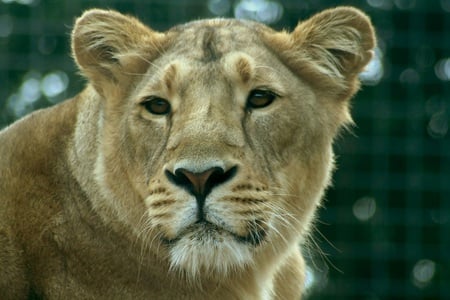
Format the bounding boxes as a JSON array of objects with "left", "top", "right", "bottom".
[{"left": 165, "top": 166, "right": 237, "bottom": 199}]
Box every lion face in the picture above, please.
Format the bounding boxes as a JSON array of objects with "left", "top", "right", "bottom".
[
  {"left": 130, "top": 35, "right": 320, "bottom": 277},
  {"left": 71, "top": 9, "right": 375, "bottom": 279}
]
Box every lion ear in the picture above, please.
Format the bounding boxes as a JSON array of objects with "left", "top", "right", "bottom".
[
  {"left": 293, "top": 6, "right": 375, "bottom": 79},
  {"left": 268, "top": 7, "right": 376, "bottom": 96},
  {"left": 71, "top": 9, "right": 164, "bottom": 90}
]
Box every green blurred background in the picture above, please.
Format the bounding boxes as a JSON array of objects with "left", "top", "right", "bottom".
[{"left": 1, "top": 0, "right": 449, "bottom": 299}]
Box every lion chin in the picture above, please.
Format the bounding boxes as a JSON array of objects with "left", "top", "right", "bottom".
[{"left": 166, "top": 221, "right": 257, "bottom": 278}]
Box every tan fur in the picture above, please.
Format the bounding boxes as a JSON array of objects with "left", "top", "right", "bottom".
[{"left": 0, "top": 7, "right": 375, "bottom": 299}]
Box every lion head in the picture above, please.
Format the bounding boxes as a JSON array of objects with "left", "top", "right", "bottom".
[{"left": 70, "top": 6, "right": 375, "bottom": 293}]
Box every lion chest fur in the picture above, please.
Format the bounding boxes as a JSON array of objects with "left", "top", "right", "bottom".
[{"left": 0, "top": 7, "right": 375, "bottom": 300}]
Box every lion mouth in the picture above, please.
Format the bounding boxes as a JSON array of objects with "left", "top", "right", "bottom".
[{"left": 162, "top": 220, "right": 266, "bottom": 247}]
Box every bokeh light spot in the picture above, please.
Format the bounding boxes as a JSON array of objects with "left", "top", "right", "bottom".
[
  {"left": 20, "top": 71, "right": 42, "bottom": 104},
  {"left": 353, "top": 197, "right": 377, "bottom": 222},
  {"left": 6, "top": 71, "right": 42, "bottom": 118},
  {"left": 427, "top": 110, "right": 448, "bottom": 139},
  {"left": 234, "top": 0, "right": 283, "bottom": 24},
  {"left": 434, "top": 58, "right": 450, "bottom": 81},
  {"left": 366, "top": 0, "right": 394, "bottom": 10},
  {"left": 360, "top": 47, "right": 384, "bottom": 85},
  {"left": 16, "top": 0, "right": 37, "bottom": 5},
  {"left": 208, "top": 0, "right": 231, "bottom": 16},
  {"left": 2, "top": 0, "right": 38, "bottom": 4},
  {"left": 430, "top": 209, "right": 450, "bottom": 225},
  {"left": 399, "top": 68, "right": 421, "bottom": 84},
  {"left": 0, "top": 14, "right": 14, "bottom": 38},
  {"left": 394, "top": 0, "right": 416, "bottom": 10},
  {"left": 441, "top": 0, "right": 450, "bottom": 11},
  {"left": 304, "top": 266, "right": 315, "bottom": 290},
  {"left": 41, "top": 71, "right": 69, "bottom": 99},
  {"left": 412, "top": 259, "right": 436, "bottom": 288}
]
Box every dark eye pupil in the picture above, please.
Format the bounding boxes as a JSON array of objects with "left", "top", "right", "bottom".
[
  {"left": 247, "top": 90, "right": 276, "bottom": 109},
  {"left": 142, "top": 97, "right": 171, "bottom": 115}
]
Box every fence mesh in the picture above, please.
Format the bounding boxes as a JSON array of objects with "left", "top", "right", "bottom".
[{"left": 1, "top": 0, "right": 449, "bottom": 299}]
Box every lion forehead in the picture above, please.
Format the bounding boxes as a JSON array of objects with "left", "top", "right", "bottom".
[{"left": 168, "top": 19, "right": 266, "bottom": 62}]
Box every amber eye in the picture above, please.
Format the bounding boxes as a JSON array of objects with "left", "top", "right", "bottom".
[
  {"left": 141, "top": 97, "right": 171, "bottom": 115},
  {"left": 246, "top": 89, "right": 276, "bottom": 109}
]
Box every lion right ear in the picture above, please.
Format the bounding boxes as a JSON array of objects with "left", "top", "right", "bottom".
[{"left": 71, "top": 9, "right": 165, "bottom": 93}]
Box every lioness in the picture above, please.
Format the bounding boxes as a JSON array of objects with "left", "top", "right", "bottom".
[{"left": 0, "top": 6, "right": 375, "bottom": 299}]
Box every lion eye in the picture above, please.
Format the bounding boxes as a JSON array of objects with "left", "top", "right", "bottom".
[
  {"left": 246, "top": 90, "right": 276, "bottom": 109},
  {"left": 141, "top": 97, "right": 171, "bottom": 115}
]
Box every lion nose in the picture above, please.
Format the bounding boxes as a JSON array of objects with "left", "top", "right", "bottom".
[{"left": 165, "top": 166, "right": 237, "bottom": 199}]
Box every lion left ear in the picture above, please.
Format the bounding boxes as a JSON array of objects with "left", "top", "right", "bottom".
[
  {"left": 265, "top": 7, "right": 376, "bottom": 97},
  {"left": 71, "top": 9, "right": 165, "bottom": 93},
  {"left": 293, "top": 7, "right": 375, "bottom": 79}
]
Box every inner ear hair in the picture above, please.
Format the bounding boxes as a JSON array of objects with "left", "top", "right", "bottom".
[
  {"left": 71, "top": 9, "right": 164, "bottom": 84},
  {"left": 294, "top": 6, "right": 376, "bottom": 79}
]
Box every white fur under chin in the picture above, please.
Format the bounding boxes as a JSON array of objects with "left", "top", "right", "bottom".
[{"left": 168, "top": 229, "right": 254, "bottom": 279}]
